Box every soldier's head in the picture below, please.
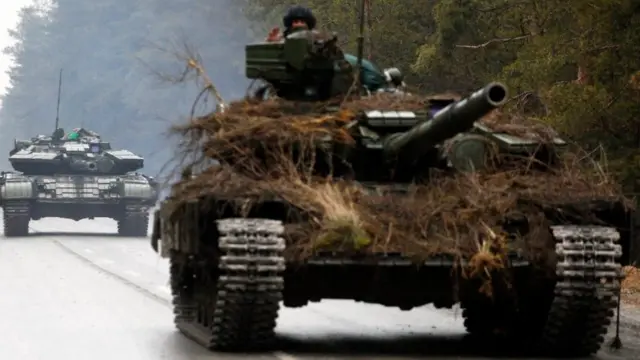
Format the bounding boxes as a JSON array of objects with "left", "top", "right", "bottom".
[
  {"left": 283, "top": 5, "right": 316, "bottom": 35},
  {"left": 52, "top": 127, "right": 64, "bottom": 141}
]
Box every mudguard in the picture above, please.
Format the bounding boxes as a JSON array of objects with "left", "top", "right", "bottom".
[{"left": 0, "top": 173, "right": 34, "bottom": 200}]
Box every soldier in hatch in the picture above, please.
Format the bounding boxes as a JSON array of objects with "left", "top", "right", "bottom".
[
  {"left": 266, "top": 5, "right": 317, "bottom": 42},
  {"left": 52, "top": 128, "right": 65, "bottom": 141},
  {"left": 342, "top": 55, "right": 409, "bottom": 94},
  {"left": 264, "top": 5, "right": 407, "bottom": 96},
  {"left": 65, "top": 128, "right": 81, "bottom": 141}
]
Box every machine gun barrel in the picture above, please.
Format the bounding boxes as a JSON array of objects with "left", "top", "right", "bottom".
[{"left": 383, "top": 82, "right": 508, "bottom": 158}]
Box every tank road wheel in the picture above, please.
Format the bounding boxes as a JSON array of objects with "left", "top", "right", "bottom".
[
  {"left": 3, "top": 201, "right": 30, "bottom": 237},
  {"left": 461, "top": 262, "right": 555, "bottom": 344},
  {"left": 117, "top": 212, "right": 149, "bottom": 237},
  {"left": 173, "top": 218, "right": 286, "bottom": 351},
  {"left": 540, "top": 225, "right": 622, "bottom": 357},
  {"left": 461, "top": 297, "right": 517, "bottom": 340},
  {"left": 461, "top": 284, "right": 553, "bottom": 348}
]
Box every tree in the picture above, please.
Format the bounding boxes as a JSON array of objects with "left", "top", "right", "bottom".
[{"left": 0, "top": 3, "right": 56, "bottom": 162}]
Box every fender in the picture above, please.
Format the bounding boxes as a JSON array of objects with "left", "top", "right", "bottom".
[{"left": 0, "top": 174, "right": 34, "bottom": 200}]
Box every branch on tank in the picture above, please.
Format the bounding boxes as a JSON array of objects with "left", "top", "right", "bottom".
[
  {"left": 141, "top": 39, "right": 227, "bottom": 115},
  {"left": 186, "top": 58, "right": 227, "bottom": 112},
  {"left": 455, "top": 35, "right": 531, "bottom": 49}
]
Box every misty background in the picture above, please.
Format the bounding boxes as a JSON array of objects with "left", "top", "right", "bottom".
[{"left": 0, "top": 0, "right": 274, "bottom": 183}]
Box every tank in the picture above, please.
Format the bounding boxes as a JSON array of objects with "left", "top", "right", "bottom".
[
  {"left": 0, "top": 127, "right": 158, "bottom": 237},
  {"left": 150, "top": 29, "right": 634, "bottom": 356}
]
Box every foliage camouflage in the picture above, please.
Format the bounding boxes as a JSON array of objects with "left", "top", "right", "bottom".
[{"left": 244, "top": 0, "right": 640, "bottom": 195}]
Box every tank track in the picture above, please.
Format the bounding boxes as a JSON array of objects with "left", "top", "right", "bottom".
[
  {"left": 460, "top": 225, "right": 622, "bottom": 356},
  {"left": 170, "top": 253, "right": 197, "bottom": 325},
  {"left": 173, "top": 218, "right": 285, "bottom": 351},
  {"left": 541, "top": 225, "right": 622, "bottom": 356},
  {"left": 117, "top": 210, "right": 149, "bottom": 237},
  {"left": 2, "top": 200, "right": 30, "bottom": 237},
  {"left": 460, "top": 297, "right": 515, "bottom": 339}
]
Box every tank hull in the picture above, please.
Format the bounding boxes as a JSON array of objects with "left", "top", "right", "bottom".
[
  {"left": 152, "top": 194, "right": 631, "bottom": 356},
  {"left": 1, "top": 172, "right": 155, "bottom": 237}
]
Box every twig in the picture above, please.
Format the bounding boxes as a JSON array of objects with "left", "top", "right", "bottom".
[
  {"left": 187, "top": 58, "right": 226, "bottom": 109},
  {"left": 456, "top": 35, "right": 531, "bottom": 49}
]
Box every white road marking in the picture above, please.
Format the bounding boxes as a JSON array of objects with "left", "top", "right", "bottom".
[
  {"left": 156, "top": 285, "right": 171, "bottom": 294},
  {"left": 124, "top": 270, "right": 141, "bottom": 277},
  {"left": 12, "top": 222, "right": 301, "bottom": 360},
  {"left": 272, "top": 351, "right": 299, "bottom": 360}
]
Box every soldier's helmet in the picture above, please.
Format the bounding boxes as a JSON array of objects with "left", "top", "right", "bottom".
[{"left": 283, "top": 5, "right": 317, "bottom": 31}]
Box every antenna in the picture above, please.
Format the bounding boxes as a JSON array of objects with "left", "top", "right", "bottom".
[
  {"left": 54, "top": 68, "right": 63, "bottom": 131},
  {"left": 355, "top": 0, "right": 366, "bottom": 91}
]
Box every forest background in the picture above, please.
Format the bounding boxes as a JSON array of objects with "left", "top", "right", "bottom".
[{"left": 1, "top": 0, "right": 639, "bottom": 195}]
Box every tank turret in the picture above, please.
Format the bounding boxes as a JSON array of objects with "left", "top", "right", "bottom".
[{"left": 7, "top": 128, "right": 144, "bottom": 175}]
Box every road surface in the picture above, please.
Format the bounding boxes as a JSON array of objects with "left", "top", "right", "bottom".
[{"left": 1, "top": 212, "right": 639, "bottom": 360}]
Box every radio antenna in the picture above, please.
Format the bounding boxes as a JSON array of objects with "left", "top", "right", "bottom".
[
  {"left": 355, "top": 0, "right": 366, "bottom": 91},
  {"left": 54, "top": 68, "right": 63, "bottom": 131}
]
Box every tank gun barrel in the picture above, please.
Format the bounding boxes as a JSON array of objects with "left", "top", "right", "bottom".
[{"left": 383, "top": 82, "right": 508, "bottom": 158}]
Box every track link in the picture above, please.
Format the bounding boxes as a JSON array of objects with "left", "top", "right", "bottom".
[
  {"left": 170, "top": 254, "right": 197, "bottom": 324},
  {"left": 460, "top": 297, "right": 515, "bottom": 339},
  {"left": 117, "top": 210, "right": 149, "bottom": 237},
  {"left": 2, "top": 200, "right": 30, "bottom": 237},
  {"left": 542, "top": 225, "right": 622, "bottom": 357},
  {"left": 174, "top": 218, "right": 285, "bottom": 351},
  {"left": 460, "top": 225, "right": 622, "bottom": 356}
]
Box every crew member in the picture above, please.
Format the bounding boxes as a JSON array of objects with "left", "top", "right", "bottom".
[
  {"left": 52, "top": 127, "right": 65, "bottom": 141},
  {"left": 266, "top": 5, "right": 317, "bottom": 42},
  {"left": 342, "top": 53, "right": 389, "bottom": 93},
  {"left": 66, "top": 128, "right": 80, "bottom": 140}
]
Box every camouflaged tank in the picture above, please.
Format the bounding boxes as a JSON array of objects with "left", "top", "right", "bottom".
[
  {"left": 151, "top": 29, "right": 635, "bottom": 356},
  {"left": 0, "top": 127, "right": 158, "bottom": 237}
]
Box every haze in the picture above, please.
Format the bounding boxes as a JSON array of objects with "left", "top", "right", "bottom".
[{"left": 0, "top": 1, "right": 29, "bottom": 102}]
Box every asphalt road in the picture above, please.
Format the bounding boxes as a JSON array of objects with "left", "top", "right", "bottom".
[{"left": 1, "top": 212, "right": 639, "bottom": 360}]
